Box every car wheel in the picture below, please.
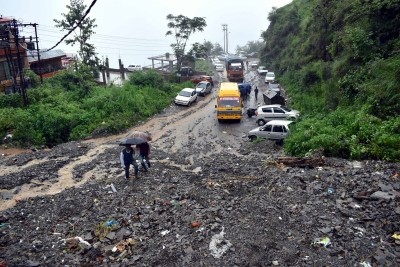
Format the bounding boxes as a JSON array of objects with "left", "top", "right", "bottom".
[
  {"left": 276, "top": 139, "right": 284, "bottom": 146},
  {"left": 257, "top": 119, "right": 266, "bottom": 126},
  {"left": 249, "top": 135, "right": 257, "bottom": 142}
]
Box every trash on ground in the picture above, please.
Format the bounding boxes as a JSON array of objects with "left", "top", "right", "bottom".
[
  {"left": 392, "top": 233, "right": 400, "bottom": 240},
  {"left": 191, "top": 221, "right": 201, "bottom": 228},
  {"left": 160, "top": 230, "right": 170, "bottom": 236},
  {"left": 209, "top": 227, "right": 232, "bottom": 258},
  {"left": 312, "top": 236, "right": 331, "bottom": 247}
]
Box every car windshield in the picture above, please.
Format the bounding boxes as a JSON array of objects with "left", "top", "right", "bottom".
[
  {"left": 219, "top": 97, "right": 241, "bottom": 107},
  {"left": 196, "top": 83, "right": 207, "bottom": 89},
  {"left": 179, "top": 91, "right": 192, "bottom": 97},
  {"left": 267, "top": 73, "right": 275, "bottom": 77},
  {"left": 280, "top": 106, "right": 291, "bottom": 112}
]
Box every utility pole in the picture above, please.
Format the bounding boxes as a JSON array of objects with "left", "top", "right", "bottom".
[
  {"left": 12, "top": 19, "right": 28, "bottom": 106},
  {"left": 222, "top": 24, "right": 227, "bottom": 53},
  {"left": 33, "top": 23, "right": 43, "bottom": 83},
  {"left": 225, "top": 24, "right": 229, "bottom": 54}
]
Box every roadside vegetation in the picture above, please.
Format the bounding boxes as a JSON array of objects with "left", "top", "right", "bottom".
[
  {"left": 260, "top": 0, "right": 400, "bottom": 161},
  {"left": 0, "top": 69, "right": 188, "bottom": 147}
]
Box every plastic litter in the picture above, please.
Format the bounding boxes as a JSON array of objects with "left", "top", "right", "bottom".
[
  {"left": 327, "top": 187, "right": 335, "bottom": 194},
  {"left": 312, "top": 236, "right": 331, "bottom": 247},
  {"left": 392, "top": 233, "right": 400, "bottom": 240},
  {"left": 160, "top": 230, "right": 170, "bottom": 236},
  {"left": 360, "top": 261, "right": 372, "bottom": 267},
  {"left": 63, "top": 236, "right": 91, "bottom": 248},
  {"left": 110, "top": 184, "right": 117, "bottom": 193},
  {"left": 209, "top": 227, "right": 232, "bottom": 258},
  {"left": 106, "top": 220, "right": 119, "bottom": 227}
]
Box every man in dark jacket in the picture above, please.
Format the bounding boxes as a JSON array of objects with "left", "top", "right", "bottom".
[
  {"left": 254, "top": 86, "right": 259, "bottom": 101},
  {"left": 120, "top": 145, "right": 139, "bottom": 179},
  {"left": 137, "top": 142, "right": 150, "bottom": 171}
]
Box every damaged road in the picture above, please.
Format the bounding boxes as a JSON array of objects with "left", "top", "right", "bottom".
[{"left": 1, "top": 70, "right": 399, "bottom": 266}]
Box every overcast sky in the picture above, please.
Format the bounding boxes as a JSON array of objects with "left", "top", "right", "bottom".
[{"left": 3, "top": 0, "right": 292, "bottom": 68}]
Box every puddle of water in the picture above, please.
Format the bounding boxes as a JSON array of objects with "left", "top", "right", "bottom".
[
  {"left": 0, "top": 158, "right": 49, "bottom": 176},
  {"left": 0, "top": 144, "right": 115, "bottom": 211}
]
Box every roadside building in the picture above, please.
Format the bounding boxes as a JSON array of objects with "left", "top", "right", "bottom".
[
  {"left": 0, "top": 16, "right": 29, "bottom": 93},
  {"left": 27, "top": 49, "right": 66, "bottom": 78}
]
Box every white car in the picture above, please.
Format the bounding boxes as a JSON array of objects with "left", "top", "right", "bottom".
[
  {"left": 265, "top": 72, "right": 276, "bottom": 83},
  {"left": 257, "top": 66, "right": 268, "bottom": 75},
  {"left": 255, "top": 104, "right": 300, "bottom": 126},
  {"left": 127, "top": 64, "right": 142, "bottom": 71},
  {"left": 215, "top": 63, "right": 224, "bottom": 72},
  {"left": 174, "top": 88, "right": 197, "bottom": 106},
  {"left": 248, "top": 120, "right": 293, "bottom": 142}
]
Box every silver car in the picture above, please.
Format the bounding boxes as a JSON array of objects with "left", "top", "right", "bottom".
[
  {"left": 195, "top": 81, "right": 212, "bottom": 96},
  {"left": 255, "top": 104, "right": 300, "bottom": 126},
  {"left": 248, "top": 120, "right": 293, "bottom": 141}
]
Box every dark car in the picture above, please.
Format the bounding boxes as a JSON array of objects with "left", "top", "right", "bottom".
[
  {"left": 178, "top": 67, "right": 193, "bottom": 77},
  {"left": 191, "top": 75, "right": 214, "bottom": 87}
]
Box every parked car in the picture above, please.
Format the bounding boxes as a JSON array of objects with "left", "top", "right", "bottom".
[
  {"left": 217, "top": 54, "right": 228, "bottom": 61},
  {"left": 265, "top": 72, "right": 276, "bottom": 83},
  {"left": 127, "top": 64, "right": 142, "bottom": 71},
  {"left": 174, "top": 88, "right": 197, "bottom": 106},
  {"left": 195, "top": 81, "right": 212, "bottom": 96},
  {"left": 250, "top": 62, "right": 258, "bottom": 69},
  {"left": 257, "top": 66, "right": 268, "bottom": 75},
  {"left": 255, "top": 104, "right": 300, "bottom": 126},
  {"left": 178, "top": 67, "right": 193, "bottom": 76},
  {"left": 215, "top": 63, "right": 224, "bottom": 72},
  {"left": 191, "top": 75, "right": 214, "bottom": 86},
  {"left": 248, "top": 120, "right": 293, "bottom": 142}
]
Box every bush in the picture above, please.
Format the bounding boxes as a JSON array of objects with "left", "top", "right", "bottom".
[{"left": 284, "top": 108, "right": 400, "bottom": 161}]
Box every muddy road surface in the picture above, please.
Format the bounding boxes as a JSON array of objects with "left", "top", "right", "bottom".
[{"left": 1, "top": 69, "right": 399, "bottom": 267}]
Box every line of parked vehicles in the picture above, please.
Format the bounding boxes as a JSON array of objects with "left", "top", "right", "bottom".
[
  {"left": 246, "top": 69, "right": 299, "bottom": 143},
  {"left": 174, "top": 76, "right": 214, "bottom": 106},
  {"left": 174, "top": 61, "right": 300, "bottom": 144}
]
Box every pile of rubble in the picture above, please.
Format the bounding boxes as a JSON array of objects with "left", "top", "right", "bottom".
[{"left": 0, "top": 141, "right": 399, "bottom": 266}]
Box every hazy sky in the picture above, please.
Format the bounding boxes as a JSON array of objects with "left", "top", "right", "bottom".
[{"left": 3, "top": 0, "right": 292, "bottom": 68}]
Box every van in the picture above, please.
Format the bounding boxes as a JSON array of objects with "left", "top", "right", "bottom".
[{"left": 215, "top": 82, "right": 242, "bottom": 122}]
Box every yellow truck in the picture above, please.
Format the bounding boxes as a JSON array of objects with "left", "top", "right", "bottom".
[{"left": 215, "top": 82, "right": 243, "bottom": 122}]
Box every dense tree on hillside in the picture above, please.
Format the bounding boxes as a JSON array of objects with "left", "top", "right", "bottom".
[
  {"left": 165, "top": 14, "right": 207, "bottom": 72},
  {"left": 187, "top": 42, "right": 208, "bottom": 59},
  {"left": 54, "top": 0, "right": 98, "bottom": 68},
  {"left": 260, "top": 0, "right": 400, "bottom": 161}
]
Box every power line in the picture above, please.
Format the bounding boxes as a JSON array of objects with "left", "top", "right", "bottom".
[{"left": 46, "top": 0, "right": 97, "bottom": 51}]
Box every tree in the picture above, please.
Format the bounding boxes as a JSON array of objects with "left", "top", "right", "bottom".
[
  {"left": 165, "top": 14, "right": 207, "bottom": 71},
  {"left": 202, "top": 40, "right": 214, "bottom": 57},
  {"left": 212, "top": 43, "right": 224, "bottom": 55},
  {"left": 188, "top": 42, "right": 208, "bottom": 59},
  {"left": 54, "top": 0, "right": 98, "bottom": 68}
]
